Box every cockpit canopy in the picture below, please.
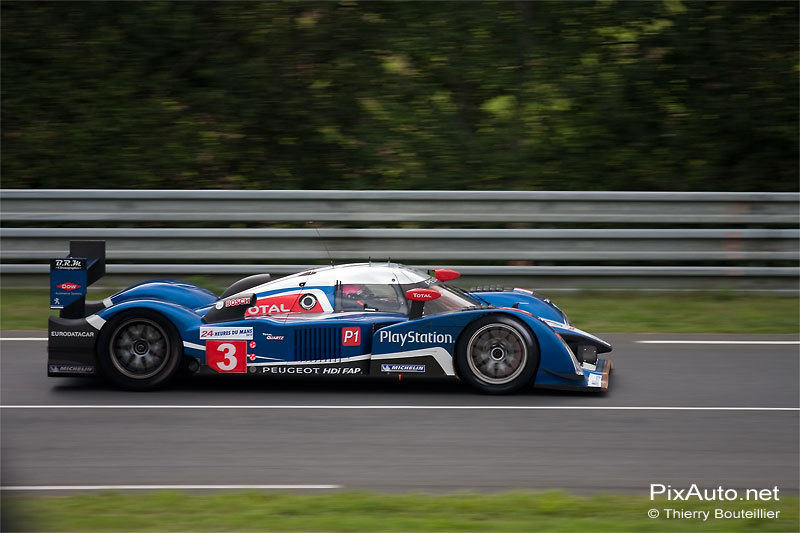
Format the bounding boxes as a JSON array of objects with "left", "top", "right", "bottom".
[{"left": 227, "top": 263, "right": 477, "bottom": 317}]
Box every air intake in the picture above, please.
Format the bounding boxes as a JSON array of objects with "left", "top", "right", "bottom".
[{"left": 294, "top": 327, "right": 342, "bottom": 361}]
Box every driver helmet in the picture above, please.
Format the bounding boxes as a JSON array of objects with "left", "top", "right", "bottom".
[{"left": 342, "top": 284, "right": 363, "bottom": 298}]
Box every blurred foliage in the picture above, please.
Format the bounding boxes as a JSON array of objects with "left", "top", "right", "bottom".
[{"left": 1, "top": 1, "right": 797, "bottom": 191}]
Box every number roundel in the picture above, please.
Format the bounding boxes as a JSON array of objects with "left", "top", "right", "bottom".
[
  {"left": 299, "top": 293, "right": 318, "bottom": 310},
  {"left": 206, "top": 340, "right": 246, "bottom": 373}
]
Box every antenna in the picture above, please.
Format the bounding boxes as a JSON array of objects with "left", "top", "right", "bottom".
[
  {"left": 311, "top": 222, "right": 334, "bottom": 267},
  {"left": 276, "top": 222, "right": 331, "bottom": 327}
]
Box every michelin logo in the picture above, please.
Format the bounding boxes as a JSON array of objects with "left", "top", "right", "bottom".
[
  {"left": 49, "top": 364, "right": 94, "bottom": 374},
  {"left": 381, "top": 364, "right": 425, "bottom": 373},
  {"left": 378, "top": 330, "right": 453, "bottom": 346}
]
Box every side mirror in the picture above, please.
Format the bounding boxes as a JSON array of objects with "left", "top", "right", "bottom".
[
  {"left": 429, "top": 268, "right": 460, "bottom": 282},
  {"left": 405, "top": 288, "right": 440, "bottom": 319}
]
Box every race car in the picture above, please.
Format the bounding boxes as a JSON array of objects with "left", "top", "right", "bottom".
[{"left": 48, "top": 241, "right": 612, "bottom": 394}]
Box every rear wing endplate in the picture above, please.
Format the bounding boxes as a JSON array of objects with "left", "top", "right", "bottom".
[{"left": 50, "top": 241, "right": 106, "bottom": 319}]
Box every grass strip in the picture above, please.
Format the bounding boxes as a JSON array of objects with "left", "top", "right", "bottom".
[
  {"left": 553, "top": 291, "right": 799, "bottom": 334},
  {"left": 1, "top": 288, "right": 797, "bottom": 333},
  {"left": 2, "top": 490, "right": 797, "bottom": 532}
]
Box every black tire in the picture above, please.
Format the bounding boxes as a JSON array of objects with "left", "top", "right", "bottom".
[
  {"left": 454, "top": 315, "right": 539, "bottom": 395},
  {"left": 96, "top": 310, "right": 183, "bottom": 391}
]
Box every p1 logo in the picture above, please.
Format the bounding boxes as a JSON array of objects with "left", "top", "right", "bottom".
[
  {"left": 342, "top": 327, "right": 361, "bottom": 346},
  {"left": 206, "top": 340, "right": 246, "bottom": 373}
]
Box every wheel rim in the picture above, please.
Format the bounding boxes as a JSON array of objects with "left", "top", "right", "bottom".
[
  {"left": 109, "top": 318, "right": 170, "bottom": 379},
  {"left": 466, "top": 323, "right": 527, "bottom": 385}
]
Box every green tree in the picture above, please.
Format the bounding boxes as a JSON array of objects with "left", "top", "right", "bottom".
[{"left": 2, "top": 1, "right": 797, "bottom": 191}]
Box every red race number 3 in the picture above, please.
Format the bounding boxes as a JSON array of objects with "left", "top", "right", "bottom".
[{"left": 206, "top": 340, "right": 246, "bottom": 373}]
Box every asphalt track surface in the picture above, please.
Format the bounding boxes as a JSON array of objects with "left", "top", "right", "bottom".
[{"left": 1, "top": 333, "right": 798, "bottom": 494}]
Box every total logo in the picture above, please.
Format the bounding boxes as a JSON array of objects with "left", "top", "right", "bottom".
[
  {"left": 248, "top": 303, "right": 292, "bottom": 315},
  {"left": 57, "top": 282, "right": 81, "bottom": 291},
  {"left": 245, "top": 291, "right": 332, "bottom": 317},
  {"left": 408, "top": 290, "right": 436, "bottom": 299}
]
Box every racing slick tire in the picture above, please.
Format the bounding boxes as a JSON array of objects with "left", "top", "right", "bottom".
[
  {"left": 96, "top": 310, "right": 183, "bottom": 391},
  {"left": 454, "top": 315, "right": 539, "bottom": 395}
]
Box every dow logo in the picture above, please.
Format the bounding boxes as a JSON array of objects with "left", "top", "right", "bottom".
[{"left": 57, "top": 282, "right": 81, "bottom": 291}]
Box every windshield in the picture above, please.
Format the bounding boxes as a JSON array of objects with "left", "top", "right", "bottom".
[
  {"left": 402, "top": 280, "right": 479, "bottom": 316},
  {"left": 337, "top": 282, "right": 408, "bottom": 314}
]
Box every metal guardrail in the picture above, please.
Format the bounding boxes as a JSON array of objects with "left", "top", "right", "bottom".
[
  {"left": 2, "top": 189, "right": 798, "bottom": 224},
  {"left": 2, "top": 228, "right": 797, "bottom": 262},
  {"left": 1, "top": 190, "right": 798, "bottom": 291}
]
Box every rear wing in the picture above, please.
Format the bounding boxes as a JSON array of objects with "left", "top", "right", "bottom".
[{"left": 50, "top": 240, "right": 106, "bottom": 319}]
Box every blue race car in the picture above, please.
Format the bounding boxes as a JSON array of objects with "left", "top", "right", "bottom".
[{"left": 48, "top": 241, "right": 612, "bottom": 394}]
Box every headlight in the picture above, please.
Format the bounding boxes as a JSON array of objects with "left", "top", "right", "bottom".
[
  {"left": 545, "top": 299, "right": 570, "bottom": 326},
  {"left": 575, "top": 344, "right": 598, "bottom": 365}
]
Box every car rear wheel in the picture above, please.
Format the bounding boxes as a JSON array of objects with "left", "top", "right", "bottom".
[
  {"left": 97, "top": 310, "right": 183, "bottom": 390},
  {"left": 455, "top": 315, "right": 539, "bottom": 394}
]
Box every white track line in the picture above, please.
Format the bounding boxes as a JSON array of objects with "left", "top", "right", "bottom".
[
  {"left": 637, "top": 340, "right": 799, "bottom": 345},
  {"left": 0, "top": 405, "right": 796, "bottom": 411},
  {"left": 0, "top": 484, "right": 341, "bottom": 491},
  {"left": 0, "top": 337, "right": 47, "bottom": 341}
]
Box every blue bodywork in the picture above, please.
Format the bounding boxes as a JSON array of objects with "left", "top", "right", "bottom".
[
  {"left": 49, "top": 260, "right": 612, "bottom": 392},
  {"left": 69, "top": 266, "right": 611, "bottom": 391}
]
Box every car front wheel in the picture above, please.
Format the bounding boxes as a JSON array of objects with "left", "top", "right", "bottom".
[{"left": 455, "top": 315, "right": 539, "bottom": 394}]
